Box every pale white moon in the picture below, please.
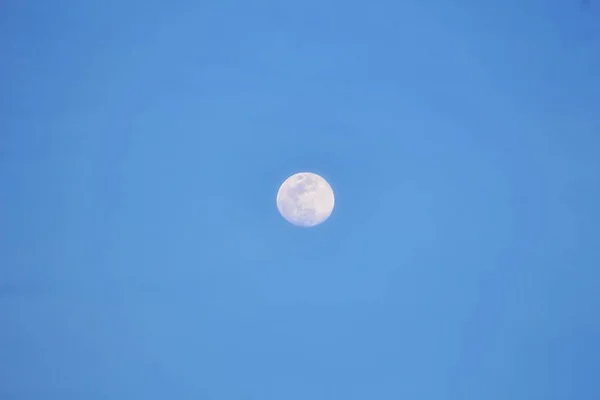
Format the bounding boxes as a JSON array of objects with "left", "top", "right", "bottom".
[{"left": 276, "top": 172, "right": 335, "bottom": 227}]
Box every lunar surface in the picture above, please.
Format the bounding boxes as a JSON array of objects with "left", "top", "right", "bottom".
[{"left": 276, "top": 172, "right": 335, "bottom": 227}]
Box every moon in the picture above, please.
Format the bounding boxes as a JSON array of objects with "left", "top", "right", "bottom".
[{"left": 276, "top": 172, "right": 335, "bottom": 227}]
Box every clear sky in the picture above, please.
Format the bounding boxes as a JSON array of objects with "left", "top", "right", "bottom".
[{"left": 1, "top": 0, "right": 599, "bottom": 399}]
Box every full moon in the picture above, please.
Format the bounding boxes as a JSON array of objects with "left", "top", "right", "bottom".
[{"left": 276, "top": 172, "right": 335, "bottom": 227}]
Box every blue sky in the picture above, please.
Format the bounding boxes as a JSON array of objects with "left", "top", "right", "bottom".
[{"left": 1, "top": 0, "right": 599, "bottom": 398}]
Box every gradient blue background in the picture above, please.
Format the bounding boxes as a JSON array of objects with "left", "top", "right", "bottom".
[{"left": 1, "top": 0, "right": 599, "bottom": 398}]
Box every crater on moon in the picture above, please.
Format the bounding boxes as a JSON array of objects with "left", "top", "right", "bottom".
[{"left": 276, "top": 172, "right": 335, "bottom": 227}]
